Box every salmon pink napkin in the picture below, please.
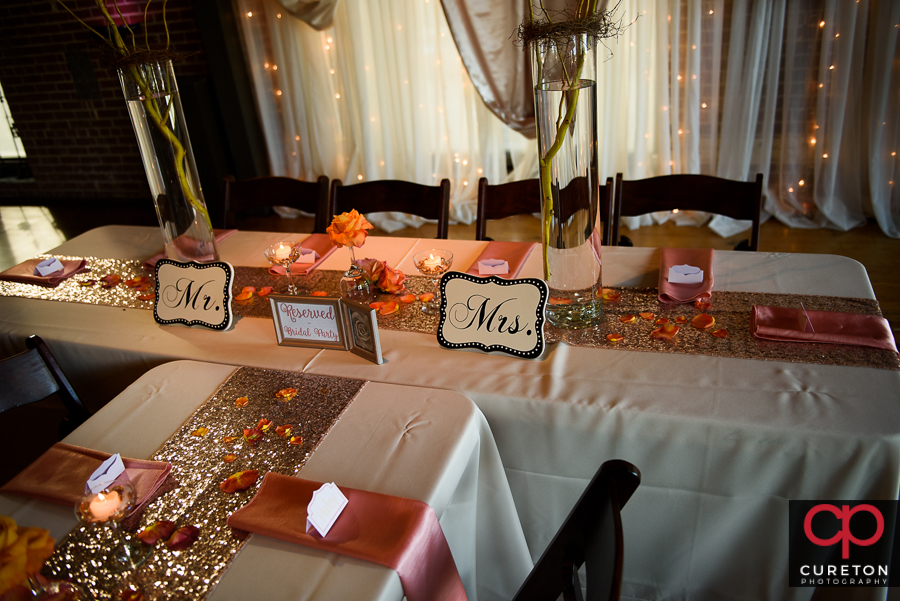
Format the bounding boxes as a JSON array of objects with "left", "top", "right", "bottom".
[
  {"left": 268, "top": 234, "right": 337, "bottom": 276},
  {"left": 0, "top": 258, "right": 88, "bottom": 287},
  {"left": 0, "top": 443, "right": 171, "bottom": 512},
  {"left": 227, "top": 473, "right": 468, "bottom": 601},
  {"left": 658, "top": 248, "right": 714, "bottom": 304},
  {"left": 143, "top": 229, "right": 238, "bottom": 269},
  {"left": 465, "top": 241, "right": 536, "bottom": 279},
  {"left": 751, "top": 305, "right": 898, "bottom": 353}
]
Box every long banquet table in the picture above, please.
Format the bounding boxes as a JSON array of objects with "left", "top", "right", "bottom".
[
  {"left": 0, "top": 360, "right": 532, "bottom": 600},
  {"left": 2, "top": 225, "right": 899, "bottom": 600}
]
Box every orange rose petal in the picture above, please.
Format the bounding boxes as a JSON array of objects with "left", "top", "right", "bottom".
[
  {"left": 242, "top": 427, "right": 263, "bottom": 445},
  {"left": 234, "top": 291, "right": 253, "bottom": 301},
  {"left": 606, "top": 333, "right": 624, "bottom": 343},
  {"left": 369, "top": 301, "right": 386, "bottom": 309},
  {"left": 289, "top": 435, "right": 304, "bottom": 446},
  {"left": 221, "top": 470, "right": 259, "bottom": 493},
  {"left": 711, "top": 328, "right": 729, "bottom": 338},
  {"left": 223, "top": 454, "right": 237, "bottom": 463},
  {"left": 222, "top": 436, "right": 237, "bottom": 444},
  {"left": 191, "top": 427, "right": 208, "bottom": 437},
  {"left": 235, "top": 396, "right": 249, "bottom": 408},
  {"left": 418, "top": 293, "right": 435, "bottom": 302},
  {"left": 651, "top": 323, "right": 680, "bottom": 340},
  {"left": 549, "top": 297, "right": 572, "bottom": 305},
  {"left": 275, "top": 425, "right": 293, "bottom": 437},
  {"left": 379, "top": 301, "right": 400, "bottom": 315},
  {"left": 656, "top": 318, "right": 669, "bottom": 325},
  {"left": 399, "top": 294, "right": 417, "bottom": 303},
  {"left": 692, "top": 313, "right": 716, "bottom": 330},
  {"left": 124, "top": 277, "right": 149, "bottom": 288},
  {"left": 137, "top": 293, "right": 155, "bottom": 301},
  {"left": 311, "top": 291, "right": 328, "bottom": 296},
  {"left": 134, "top": 282, "right": 152, "bottom": 291},
  {"left": 167, "top": 525, "right": 201, "bottom": 550},
  {"left": 276, "top": 388, "right": 297, "bottom": 401},
  {"left": 619, "top": 314, "right": 636, "bottom": 323},
  {"left": 675, "top": 316, "right": 688, "bottom": 324},
  {"left": 694, "top": 300, "right": 712, "bottom": 310},
  {"left": 257, "top": 418, "right": 273, "bottom": 432},
  {"left": 78, "top": 279, "right": 97, "bottom": 286},
  {"left": 137, "top": 520, "right": 176, "bottom": 545},
  {"left": 601, "top": 289, "right": 621, "bottom": 302},
  {"left": 241, "top": 286, "right": 256, "bottom": 294},
  {"left": 257, "top": 286, "right": 273, "bottom": 296},
  {"left": 639, "top": 312, "right": 655, "bottom": 320}
]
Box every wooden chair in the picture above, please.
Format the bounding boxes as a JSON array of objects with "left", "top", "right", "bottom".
[
  {"left": 329, "top": 179, "right": 451, "bottom": 239},
  {"left": 511, "top": 459, "right": 641, "bottom": 601},
  {"left": 476, "top": 177, "right": 615, "bottom": 245},
  {"left": 223, "top": 175, "right": 330, "bottom": 233},
  {"left": 0, "top": 335, "right": 91, "bottom": 440},
  {"left": 612, "top": 173, "right": 764, "bottom": 251}
]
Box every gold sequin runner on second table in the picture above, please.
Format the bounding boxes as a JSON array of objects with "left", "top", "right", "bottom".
[
  {"left": 4, "top": 256, "right": 897, "bottom": 371},
  {"left": 41, "top": 367, "right": 365, "bottom": 600}
]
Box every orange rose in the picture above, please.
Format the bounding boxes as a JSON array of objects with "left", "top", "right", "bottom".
[
  {"left": 357, "top": 258, "right": 384, "bottom": 283},
  {"left": 327, "top": 210, "right": 373, "bottom": 248},
  {"left": 0, "top": 517, "right": 16, "bottom": 552},
  {"left": 377, "top": 264, "right": 407, "bottom": 294},
  {"left": 16, "top": 528, "right": 54, "bottom": 575},
  {"left": 0, "top": 520, "right": 53, "bottom": 595}
]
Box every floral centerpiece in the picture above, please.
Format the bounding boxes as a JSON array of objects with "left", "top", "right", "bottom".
[
  {"left": 327, "top": 210, "right": 408, "bottom": 302},
  {"left": 0, "top": 516, "right": 56, "bottom": 598},
  {"left": 57, "top": 0, "right": 218, "bottom": 263}
]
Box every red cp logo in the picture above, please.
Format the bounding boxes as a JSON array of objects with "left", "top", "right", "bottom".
[{"left": 804, "top": 504, "right": 884, "bottom": 559}]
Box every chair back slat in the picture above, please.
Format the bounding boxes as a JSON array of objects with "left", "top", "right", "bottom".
[
  {"left": 329, "top": 179, "right": 451, "bottom": 239},
  {"left": 0, "top": 349, "right": 60, "bottom": 412},
  {"left": 224, "top": 175, "right": 330, "bottom": 233}
]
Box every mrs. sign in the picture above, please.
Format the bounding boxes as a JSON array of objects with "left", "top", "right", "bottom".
[{"left": 438, "top": 272, "right": 547, "bottom": 359}]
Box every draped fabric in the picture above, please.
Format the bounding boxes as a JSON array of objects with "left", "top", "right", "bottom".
[
  {"left": 234, "top": 0, "right": 534, "bottom": 231},
  {"left": 236, "top": 0, "right": 899, "bottom": 238}
]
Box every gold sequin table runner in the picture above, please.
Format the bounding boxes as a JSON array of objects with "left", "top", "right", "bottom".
[
  {"left": 3, "top": 255, "right": 897, "bottom": 371},
  {"left": 42, "top": 367, "right": 365, "bottom": 599}
]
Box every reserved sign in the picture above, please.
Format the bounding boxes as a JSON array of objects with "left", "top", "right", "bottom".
[
  {"left": 269, "top": 295, "right": 348, "bottom": 350},
  {"left": 437, "top": 272, "right": 547, "bottom": 359}
]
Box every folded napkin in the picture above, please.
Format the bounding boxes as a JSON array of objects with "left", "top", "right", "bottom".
[
  {"left": 465, "top": 241, "right": 537, "bottom": 279},
  {"left": 267, "top": 234, "right": 337, "bottom": 276},
  {"left": 144, "top": 229, "right": 238, "bottom": 269},
  {"left": 658, "top": 247, "right": 714, "bottom": 304},
  {"left": 0, "top": 258, "right": 88, "bottom": 287},
  {"left": 0, "top": 443, "right": 171, "bottom": 513},
  {"left": 227, "top": 473, "right": 468, "bottom": 601},
  {"left": 751, "top": 305, "right": 899, "bottom": 353}
]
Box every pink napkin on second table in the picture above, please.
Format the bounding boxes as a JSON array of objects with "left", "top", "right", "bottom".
[
  {"left": 227, "top": 472, "right": 468, "bottom": 601},
  {"left": 267, "top": 234, "right": 337, "bottom": 276},
  {"left": 751, "top": 305, "right": 898, "bottom": 353},
  {"left": 658, "top": 247, "right": 714, "bottom": 304},
  {"left": 144, "top": 229, "right": 238, "bottom": 269},
  {"left": 0, "top": 258, "right": 88, "bottom": 287},
  {"left": 465, "top": 241, "right": 537, "bottom": 279},
  {"left": 0, "top": 443, "right": 171, "bottom": 512}
]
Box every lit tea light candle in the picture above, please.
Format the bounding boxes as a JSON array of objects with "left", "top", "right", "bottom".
[
  {"left": 422, "top": 254, "right": 441, "bottom": 269},
  {"left": 273, "top": 244, "right": 292, "bottom": 261},
  {"left": 86, "top": 490, "right": 122, "bottom": 522}
]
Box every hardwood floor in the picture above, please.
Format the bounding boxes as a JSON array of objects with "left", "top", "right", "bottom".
[{"left": 1, "top": 204, "right": 897, "bottom": 341}]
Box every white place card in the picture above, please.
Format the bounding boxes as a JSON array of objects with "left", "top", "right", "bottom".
[
  {"left": 668, "top": 264, "right": 704, "bottom": 284},
  {"left": 477, "top": 259, "right": 510, "bottom": 275},
  {"left": 34, "top": 258, "right": 64, "bottom": 277},
  {"left": 86, "top": 454, "right": 125, "bottom": 494},
  {"left": 306, "top": 482, "right": 348, "bottom": 537},
  {"left": 295, "top": 248, "right": 319, "bottom": 264}
]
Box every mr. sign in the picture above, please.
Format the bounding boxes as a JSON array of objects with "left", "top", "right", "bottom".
[{"left": 154, "top": 259, "right": 234, "bottom": 330}]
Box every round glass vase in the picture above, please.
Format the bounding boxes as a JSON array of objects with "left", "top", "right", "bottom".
[
  {"left": 531, "top": 33, "right": 603, "bottom": 329},
  {"left": 119, "top": 60, "right": 219, "bottom": 264},
  {"left": 340, "top": 247, "right": 374, "bottom": 304}
]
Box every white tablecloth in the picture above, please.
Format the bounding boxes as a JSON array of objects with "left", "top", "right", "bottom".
[
  {"left": 2, "top": 226, "right": 898, "bottom": 601},
  {"left": 0, "top": 360, "right": 532, "bottom": 600}
]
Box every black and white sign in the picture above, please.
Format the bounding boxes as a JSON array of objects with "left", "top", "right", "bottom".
[
  {"left": 154, "top": 259, "right": 234, "bottom": 330},
  {"left": 438, "top": 272, "right": 547, "bottom": 359}
]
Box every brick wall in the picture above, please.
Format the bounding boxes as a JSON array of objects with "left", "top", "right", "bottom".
[{"left": 0, "top": 0, "right": 209, "bottom": 203}]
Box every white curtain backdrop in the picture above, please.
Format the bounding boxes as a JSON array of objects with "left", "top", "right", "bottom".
[
  {"left": 233, "top": 0, "right": 534, "bottom": 231},
  {"left": 234, "top": 0, "right": 899, "bottom": 238}
]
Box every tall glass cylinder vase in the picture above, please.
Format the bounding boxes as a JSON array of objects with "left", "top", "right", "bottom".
[
  {"left": 531, "top": 34, "right": 602, "bottom": 329},
  {"left": 119, "top": 61, "right": 218, "bottom": 263}
]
